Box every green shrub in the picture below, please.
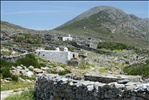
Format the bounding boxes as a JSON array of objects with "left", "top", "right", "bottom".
[
  {"left": 11, "top": 75, "right": 18, "bottom": 82},
  {"left": 1, "top": 67, "right": 18, "bottom": 81},
  {"left": 16, "top": 54, "right": 40, "bottom": 68},
  {"left": 125, "top": 61, "right": 129, "bottom": 64},
  {"left": 2, "top": 43, "right": 13, "bottom": 47},
  {"left": 0, "top": 59, "right": 16, "bottom": 68},
  {"left": 123, "top": 60, "right": 149, "bottom": 77},
  {"left": 98, "top": 42, "right": 136, "bottom": 50},
  {"left": 1, "top": 67, "right": 12, "bottom": 78},
  {"left": 58, "top": 70, "right": 71, "bottom": 75}
]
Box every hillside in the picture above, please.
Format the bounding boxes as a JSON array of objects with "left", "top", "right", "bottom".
[
  {"left": 0, "top": 21, "right": 52, "bottom": 35},
  {"left": 0, "top": 21, "right": 68, "bottom": 36},
  {"left": 55, "top": 6, "right": 149, "bottom": 48},
  {"left": 1, "top": 21, "right": 36, "bottom": 34}
]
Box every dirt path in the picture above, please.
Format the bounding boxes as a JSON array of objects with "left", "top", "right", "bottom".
[
  {"left": 1, "top": 90, "right": 22, "bottom": 100},
  {"left": 1, "top": 88, "right": 28, "bottom": 100}
]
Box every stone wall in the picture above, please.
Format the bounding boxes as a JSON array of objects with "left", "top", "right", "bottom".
[
  {"left": 1, "top": 53, "right": 28, "bottom": 62},
  {"left": 35, "top": 74, "right": 149, "bottom": 100},
  {"left": 69, "top": 41, "right": 112, "bottom": 55},
  {"left": 84, "top": 74, "right": 142, "bottom": 83}
]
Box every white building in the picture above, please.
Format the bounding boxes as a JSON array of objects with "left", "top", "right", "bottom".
[
  {"left": 35, "top": 47, "right": 78, "bottom": 64},
  {"left": 59, "top": 34, "right": 73, "bottom": 41}
]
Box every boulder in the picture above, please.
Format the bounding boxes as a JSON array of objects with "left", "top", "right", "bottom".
[
  {"left": 4, "top": 77, "right": 12, "bottom": 81},
  {"left": 34, "top": 68, "right": 43, "bottom": 74},
  {"left": 41, "top": 67, "right": 50, "bottom": 71},
  {"left": 10, "top": 66, "right": 16, "bottom": 70},
  {"left": 53, "top": 66, "right": 65, "bottom": 72},
  {"left": 118, "top": 79, "right": 129, "bottom": 84},
  {"left": 21, "top": 70, "right": 34, "bottom": 77},
  {"left": 17, "top": 66, "right": 22, "bottom": 70},
  {"left": 26, "top": 71, "right": 34, "bottom": 77},
  {"left": 18, "top": 77, "right": 25, "bottom": 82},
  {"left": 28, "top": 65, "right": 34, "bottom": 70}
]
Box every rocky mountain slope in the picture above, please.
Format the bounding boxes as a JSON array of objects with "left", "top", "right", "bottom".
[
  {"left": 1, "top": 21, "right": 36, "bottom": 34},
  {"left": 55, "top": 6, "right": 149, "bottom": 48},
  {"left": 1, "top": 21, "right": 66, "bottom": 36}
]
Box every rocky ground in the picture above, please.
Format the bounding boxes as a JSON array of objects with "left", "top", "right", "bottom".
[{"left": 80, "top": 50, "right": 149, "bottom": 75}]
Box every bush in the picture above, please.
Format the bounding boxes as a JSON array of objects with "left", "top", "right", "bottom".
[
  {"left": 16, "top": 54, "right": 40, "bottom": 68},
  {"left": 1, "top": 67, "right": 12, "bottom": 78},
  {"left": 58, "top": 70, "right": 71, "bottom": 75},
  {"left": 98, "top": 42, "right": 136, "bottom": 50},
  {"left": 123, "top": 60, "right": 149, "bottom": 77},
  {"left": 0, "top": 59, "right": 16, "bottom": 68},
  {"left": 1, "top": 66, "right": 18, "bottom": 81},
  {"left": 11, "top": 75, "right": 18, "bottom": 82}
]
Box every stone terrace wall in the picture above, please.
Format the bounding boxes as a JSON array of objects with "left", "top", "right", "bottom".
[
  {"left": 35, "top": 74, "right": 149, "bottom": 100},
  {"left": 1, "top": 53, "right": 28, "bottom": 62}
]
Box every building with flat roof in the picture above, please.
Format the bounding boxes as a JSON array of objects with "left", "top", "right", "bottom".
[{"left": 35, "top": 47, "right": 78, "bottom": 64}]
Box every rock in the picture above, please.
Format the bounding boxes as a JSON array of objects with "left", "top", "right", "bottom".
[
  {"left": 143, "top": 78, "right": 149, "bottom": 83},
  {"left": 36, "top": 73, "right": 43, "bottom": 77},
  {"left": 4, "top": 79, "right": 10, "bottom": 83},
  {"left": 53, "top": 66, "right": 64, "bottom": 72},
  {"left": 126, "top": 85, "right": 137, "bottom": 91},
  {"left": 114, "top": 83, "right": 125, "bottom": 89},
  {"left": 61, "top": 78, "right": 68, "bottom": 84},
  {"left": 33, "top": 68, "right": 43, "bottom": 74},
  {"left": 28, "top": 65, "right": 34, "bottom": 70},
  {"left": 16, "top": 66, "right": 22, "bottom": 70},
  {"left": 147, "top": 87, "right": 149, "bottom": 93},
  {"left": 18, "top": 77, "right": 25, "bottom": 82},
  {"left": 10, "top": 66, "right": 16, "bottom": 70},
  {"left": 4, "top": 78, "right": 12, "bottom": 81},
  {"left": 120, "top": 71, "right": 125, "bottom": 75},
  {"left": 87, "top": 85, "right": 94, "bottom": 91},
  {"left": 26, "top": 79, "right": 32, "bottom": 83},
  {"left": 118, "top": 79, "right": 129, "bottom": 84},
  {"left": 65, "top": 74, "right": 82, "bottom": 80},
  {"left": 41, "top": 67, "right": 50, "bottom": 71},
  {"left": 15, "top": 69, "right": 22, "bottom": 75},
  {"left": 21, "top": 70, "right": 34, "bottom": 77},
  {"left": 26, "top": 71, "right": 34, "bottom": 77}
]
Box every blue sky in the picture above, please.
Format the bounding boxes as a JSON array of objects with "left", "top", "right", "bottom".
[{"left": 1, "top": 1, "right": 149, "bottom": 30}]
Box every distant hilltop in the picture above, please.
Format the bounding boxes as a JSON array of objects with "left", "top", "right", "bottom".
[{"left": 55, "top": 6, "right": 149, "bottom": 48}]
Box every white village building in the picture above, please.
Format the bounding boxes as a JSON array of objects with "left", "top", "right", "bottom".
[
  {"left": 59, "top": 34, "right": 73, "bottom": 41},
  {"left": 35, "top": 47, "right": 78, "bottom": 64}
]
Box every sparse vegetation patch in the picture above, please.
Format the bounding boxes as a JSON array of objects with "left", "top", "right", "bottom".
[{"left": 123, "top": 60, "right": 149, "bottom": 77}]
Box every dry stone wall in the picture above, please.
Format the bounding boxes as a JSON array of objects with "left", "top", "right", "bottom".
[{"left": 35, "top": 74, "right": 149, "bottom": 100}]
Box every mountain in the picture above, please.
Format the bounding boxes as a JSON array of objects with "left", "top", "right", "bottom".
[
  {"left": 55, "top": 6, "right": 149, "bottom": 48},
  {"left": 1, "top": 21, "right": 36, "bottom": 34},
  {"left": 0, "top": 21, "right": 68, "bottom": 35}
]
